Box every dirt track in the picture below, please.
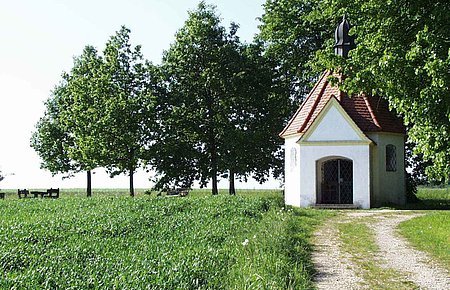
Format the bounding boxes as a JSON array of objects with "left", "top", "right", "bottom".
[{"left": 312, "top": 211, "right": 450, "bottom": 290}]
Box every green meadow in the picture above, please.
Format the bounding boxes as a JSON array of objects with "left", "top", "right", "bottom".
[
  {"left": 1, "top": 187, "right": 448, "bottom": 288},
  {"left": 399, "top": 187, "right": 450, "bottom": 271},
  {"left": 0, "top": 190, "right": 330, "bottom": 289}
]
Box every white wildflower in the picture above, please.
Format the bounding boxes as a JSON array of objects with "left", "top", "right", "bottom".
[{"left": 242, "top": 239, "right": 249, "bottom": 246}]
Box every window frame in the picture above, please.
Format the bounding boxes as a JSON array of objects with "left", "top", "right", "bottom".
[{"left": 385, "top": 144, "right": 397, "bottom": 172}]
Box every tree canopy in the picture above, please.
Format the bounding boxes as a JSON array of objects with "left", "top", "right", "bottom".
[
  {"left": 31, "top": 87, "right": 80, "bottom": 178},
  {"left": 99, "top": 26, "right": 157, "bottom": 196},
  {"left": 154, "top": 2, "right": 288, "bottom": 194},
  {"left": 32, "top": 28, "right": 157, "bottom": 196},
  {"left": 33, "top": 0, "right": 449, "bottom": 193},
  {"left": 260, "top": 0, "right": 450, "bottom": 182},
  {"left": 31, "top": 46, "right": 104, "bottom": 196}
]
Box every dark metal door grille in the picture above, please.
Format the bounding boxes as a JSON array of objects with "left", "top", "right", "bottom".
[{"left": 321, "top": 159, "right": 353, "bottom": 204}]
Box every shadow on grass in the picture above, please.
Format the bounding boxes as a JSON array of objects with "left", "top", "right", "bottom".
[
  {"left": 397, "top": 187, "right": 450, "bottom": 210},
  {"left": 400, "top": 200, "right": 450, "bottom": 210}
]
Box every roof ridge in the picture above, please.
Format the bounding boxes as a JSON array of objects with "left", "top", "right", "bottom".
[
  {"left": 301, "top": 93, "right": 338, "bottom": 136},
  {"left": 363, "top": 95, "right": 382, "bottom": 129},
  {"left": 280, "top": 71, "right": 405, "bottom": 136},
  {"left": 297, "top": 76, "right": 329, "bottom": 133},
  {"left": 279, "top": 70, "right": 330, "bottom": 137}
]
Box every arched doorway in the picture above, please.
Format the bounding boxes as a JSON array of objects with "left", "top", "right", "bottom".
[{"left": 318, "top": 158, "right": 353, "bottom": 204}]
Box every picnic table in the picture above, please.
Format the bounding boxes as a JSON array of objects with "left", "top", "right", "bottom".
[
  {"left": 163, "top": 188, "right": 190, "bottom": 197},
  {"left": 18, "top": 188, "right": 60, "bottom": 199}
]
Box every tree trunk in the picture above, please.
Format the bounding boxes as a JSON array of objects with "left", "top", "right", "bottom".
[
  {"left": 129, "top": 169, "right": 134, "bottom": 197},
  {"left": 229, "top": 169, "right": 236, "bottom": 195},
  {"left": 206, "top": 88, "right": 218, "bottom": 196},
  {"left": 87, "top": 170, "right": 92, "bottom": 197},
  {"left": 211, "top": 147, "right": 218, "bottom": 195}
]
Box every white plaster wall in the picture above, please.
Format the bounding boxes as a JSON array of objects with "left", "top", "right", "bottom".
[
  {"left": 307, "top": 106, "right": 362, "bottom": 141},
  {"left": 284, "top": 135, "right": 301, "bottom": 207},
  {"left": 367, "top": 133, "right": 405, "bottom": 206},
  {"left": 298, "top": 144, "right": 371, "bottom": 209}
]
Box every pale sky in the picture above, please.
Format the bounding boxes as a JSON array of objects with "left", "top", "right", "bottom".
[{"left": 0, "top": 0, "right": 281, "bottom": 190}]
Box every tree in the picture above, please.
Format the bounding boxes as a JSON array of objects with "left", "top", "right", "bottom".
[
  {"left": 309, "top": 0, "right": 450, "bottom": 182},
  {"left": 157, "top": 2, "right": 230, "bottom": 195},
  {"left": 31, "top": 84, "right": 85, "bottom": 190},
  {"left": 156, "top": 3, "right": 288, "bottom": 195},
  {"left": 258, "top": 0, "right": 331, "bottom": 102},
  {"left": 33, "top": 29, "right": 156, "bottom": 197},
  {"left": 60, "top": 46, "right": 107, "bottom": 197},
  {"left": 100, "top": 26, "right": 156, "bottom": 196},
  {"left": 257, "top": 0, "right": 334, "bottom": 186},
  {"left": 31, "top": 46, "right": 104, "bottom": 197},
  {"left": 260, "top": 0, "right": 450, "bottom": 182},
  {"left": 220, "top": 41, "right": 289, "bottom": 194}
]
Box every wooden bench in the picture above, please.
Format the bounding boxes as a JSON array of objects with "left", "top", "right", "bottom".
[
  {"left": 30, "top": 191, "right": 46, "bottom": 198},
  {"left": 19, "top": 188, "right": 60, "bottom": 199},
  {"left": 46, "top": 188, "right": 60, "bottom": 198},
  {"left": 166, "top": 188, "right": 190, "bottom": 197},
  {"left": 18, "top": 189, "right": 30, "bottom": 198}
]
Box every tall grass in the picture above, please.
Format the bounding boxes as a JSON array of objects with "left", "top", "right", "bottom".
[
  {"left": 227, "top": 207, "right": 330, "bottom": 289},
  {"left": 0, "top": 193, "right": 329, "bottom": 289}
]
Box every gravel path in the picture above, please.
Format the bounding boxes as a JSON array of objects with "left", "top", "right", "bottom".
[
  {"left": 312, "top": 211, "right": 450, "bottom": 290},
  {"left": 371, "top": 214, "right": 450, "bottom": 290},
  {"left": 312, "top": 221, "right": 365, "bottom": 290}
]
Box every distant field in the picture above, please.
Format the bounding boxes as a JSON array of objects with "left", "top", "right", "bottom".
[
  {"left": 416, "top": 186, "right": 449, "bottom": 201},
  {"left": 413, "top": 186, "right": 450, "bottom": 209},
  {"left": 0, "top": 191, "right": 330, "bottom": 289},
  {"left": 0, "top": 188, "right": 282, "bottom": 199}
]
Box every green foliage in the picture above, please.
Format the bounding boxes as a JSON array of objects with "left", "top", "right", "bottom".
[
  {"left": 100, "top": 26, "right": 157, "bottom": 196},
  {"left": 156, "top": 2, "right": 288, "bottom": 192},
  {"left": 260, "top": 0, "right": 450, "bottom": 182},
  {"left": 258, "top": 1, "right": 334, "bottom": 181},
  {"left": 155, "top": 2, "right": 225, "bottom": 192},
  {"left": 31, "top": 46, "right": 106, "bottom": 196},
  {"left": 310, "top": 0, "right": 450, "bottom": 181},
  {"left": 31, "top": 84, "right": 82, "bottom": 177},
  {"left": 59, "top": 46, "right": 105, "bottom": 169},
  {"left": 405, "top": 138, "right": 432, "bottom": 202},
  {"left": 223, "top": 42, "right": 289, "bottom": 186},
  {"left": 0, "top": 194, "right": 328, "bottom": 289},
  {"left": 32, "top": 28, "right": 157, "bottom": 196},
  {"left": 399, "top": 211, "right": 450, "bottom": 271},
  {"left": 259, "top": 0, "right": 332, "bottom": 101}
]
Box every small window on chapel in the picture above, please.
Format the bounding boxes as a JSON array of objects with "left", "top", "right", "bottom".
[{"left": 386, "top": 144, "right": 397, "bottom": 172}]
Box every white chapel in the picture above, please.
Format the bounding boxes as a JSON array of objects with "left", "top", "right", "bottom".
[{"left": 280, "top": 18, "right": 406, "bottom": 209}]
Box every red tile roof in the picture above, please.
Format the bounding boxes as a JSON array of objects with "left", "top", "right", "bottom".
[{"left": 280, "top": 71, "right": 405, "bottom": 137}]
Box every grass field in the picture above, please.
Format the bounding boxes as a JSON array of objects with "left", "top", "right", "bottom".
[
  {"left": 0, "top": 190, "right": 330, "bottom": 289},
  {"left": 399, "top": 211, "right": 450, "bottom": 271},
  {"left": 398, "top": 186, "right": 450, "bottom": 271}
]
